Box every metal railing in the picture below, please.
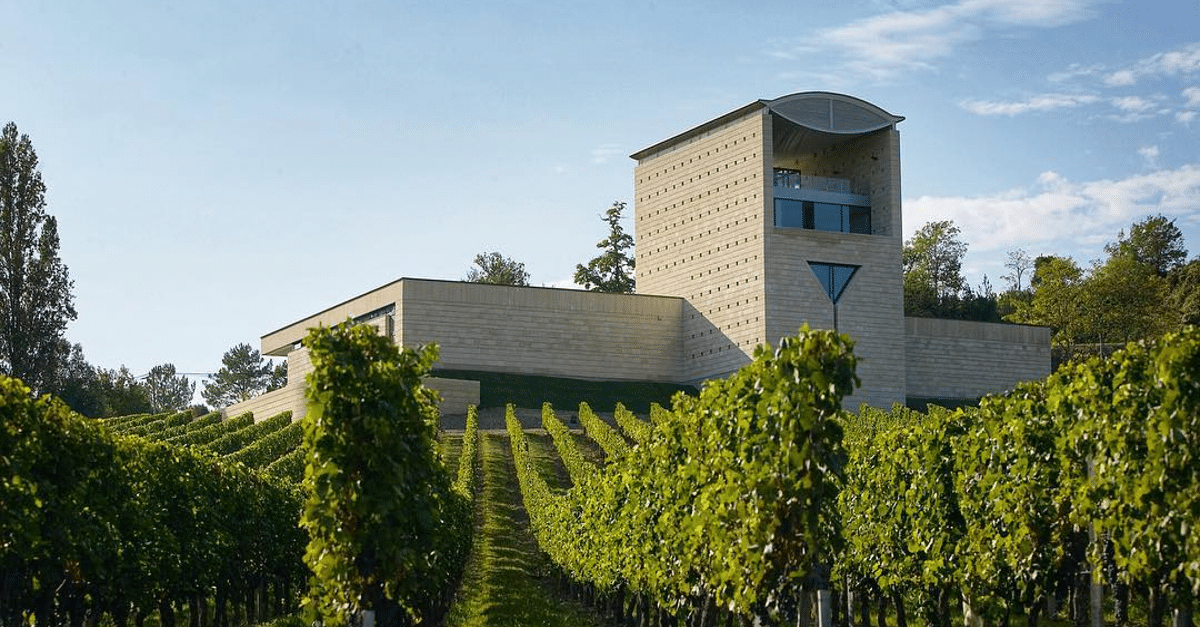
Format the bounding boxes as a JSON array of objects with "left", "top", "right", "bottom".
[{"left": 773, "top": 169, "right": 865, "bottom": 195}]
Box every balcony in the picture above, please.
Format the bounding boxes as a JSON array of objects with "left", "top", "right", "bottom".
[
  {"left": 772, "top": 169, "right": 871, "bottom": 235},
  {"left": 772, "top": 169, "right": 868, "bottom": 196}
]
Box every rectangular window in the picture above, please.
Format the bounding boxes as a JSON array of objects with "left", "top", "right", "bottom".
[{"left": 773, "top": 199, "right": 871, "bottom": 234}]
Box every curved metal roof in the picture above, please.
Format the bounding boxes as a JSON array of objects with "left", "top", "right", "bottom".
[
  {"left": 766, "top": 92, "right": 903, "bottom": 134},
  {"left": 630, "top": 92, "right": 903, "bottom": 161}
]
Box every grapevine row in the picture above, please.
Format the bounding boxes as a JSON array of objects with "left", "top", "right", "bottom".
[
  {"left": 615, "top": 402, "right": 651, "bottom": 444},
  {"left": 147, "top": 412, "right": 221, "bottom": 442},
  {"left": 578, "top": 401, "right": 628, "bottom": 460},
  {"left": 203, "top": 411, "right": 291, "bottom": 456},
  {"left": 452, "top": 404, "right": 479, "bottom": 500},
  {"left": 0, "top": 377, "right": 306, "bottom": 627},
  {"left": 540, "top": 402, "right": 594, "bottom": 484},
  {"left": 509, "top": 328, "right": 857, "bottom": 625},
  {"left": 225, "top": 418, "right": 302, "bottom": 468}
]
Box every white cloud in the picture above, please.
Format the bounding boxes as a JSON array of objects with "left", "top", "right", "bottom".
[
  {"left": 1047, "top": 63, "right": 1104, "bottom": 83},
  {"left": 1102, "top": 42, "right": 1200, "bottom": 86},
  {"left": 1178, "top": 110, "right": 1198, "bottom": 124},
  {"left": 960, "top": 92, "right": 1099, "bottom": 116},
  {"left": 1183, "top": 86, "right": 1200, "bottom": 108},
  {"left": 786, "top": 0, "right": 1099, "bottom": 81},
  {"left": 905, "top": 165, "right": 1200, "bottom": 259},
  {"left": 1103, "top": 69, "right": 1137, "bottom": 87},
  {"left": 1138, "top": 145, "right": 1160, "bottom": 167},
  {"left": 590, "top": 144, "right": 623, "bottom": 165},
  {"left": 1111, "top": 95, "right": 1155, "bottom": 112},
  {"left": 1105, "top": 95, "right": 1170, "bottom": 123}
]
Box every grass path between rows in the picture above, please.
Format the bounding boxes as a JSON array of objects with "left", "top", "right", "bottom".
[{"left": 443, "top": 432, "right": 613, "bottom": 627}]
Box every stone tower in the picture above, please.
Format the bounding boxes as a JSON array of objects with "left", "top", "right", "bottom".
[{"left": 631, "top": 92, "right": 906, "bottom": 408}]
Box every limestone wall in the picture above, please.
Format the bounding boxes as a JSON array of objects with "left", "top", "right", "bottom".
[
  {"left": 222, "top": 346, "right": 481, "bottom": 419},
  {"left": 399, "top": 279, "right": 684, "bottom": 382},
  {"left": 904, "top": 317, "right": 1052, "bottom": 401},
  {"left": 764, "top": 227, "right": 906, "bottom": 410},
  {"left": 633, "top": 110, "right": 770, "bottom": 383}
]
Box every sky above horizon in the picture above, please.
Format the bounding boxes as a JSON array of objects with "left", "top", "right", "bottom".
[{"left": 3, "top": 0, "right": 1198, "bottom": 387}]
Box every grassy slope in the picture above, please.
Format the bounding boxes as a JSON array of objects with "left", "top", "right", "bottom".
[{"left": 443, "top": 432, "right": 612, "bottom": 627}]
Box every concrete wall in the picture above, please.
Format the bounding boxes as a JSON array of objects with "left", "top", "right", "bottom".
[
  {"left": 905, "top": 317, "right": 1052, "bottom": 401},
  {"left": 223, "top": 346, "right": 480, "bottom": 420},
  {"left": 633, "top": 109, "right": 770, "bottom": 383},
  {"left": 428, "top": 377, "right": 481, "bottom": 416},
  {"left": 223, "top": 385, "right": 304, "bottom": 422},
  {"left": 261, "top": 281, "right": 404, "bottom": 356},
  {"left": 764, "top": 228, "right": 906, "bottom": 410},
  {"left": 399, "top": 279, "right": 684, "bottom": 382}
]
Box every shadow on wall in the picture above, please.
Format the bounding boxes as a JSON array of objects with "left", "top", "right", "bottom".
[{"left": 681, "top": 300, "right": 752, "bottom": 386}]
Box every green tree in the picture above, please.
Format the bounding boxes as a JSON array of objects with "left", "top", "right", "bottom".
[
  {"left": 903, "top": 220, "right": 967, "bottom": 318},
  {"left": 1006, "top": 255, "right": 1085, "bottom": 363},
  {"left": 201, "top": 343, "right": 273, "bottom": 407},
  {"left": 268, "top": 359, "right": 287, "bottom": 391},
  {"left": 464, "top": 251, "right": 530, "bottom": 286},
  {"left": 95, "top": 366, "right": 152, "bottom": 417},
  {"left": 144, "top": 363, "right": 196, "bottom": 413},
  {"left": 574, "top": 200, "right": 636, "bottom": 293},
  {"left": 1166, "top": 258, "right": 1200, "bottom": 329},
  {"left": 47, "top": 341, "right": 102, "bottom": 416},
  {"left": 1104, "top": 213, "right": 1188, "bottom": 277},
  {"left": 1082, "top": 253, "right": 1169, "bottom": 350},
  {"left": 0, "top": 122, "right": 76, "bottom": 394}
]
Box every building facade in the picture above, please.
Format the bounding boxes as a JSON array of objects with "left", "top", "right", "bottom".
[{"left": 227, "top": 92, "right": 1050, "bottom": 420}]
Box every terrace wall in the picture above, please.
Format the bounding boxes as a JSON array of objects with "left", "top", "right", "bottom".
[{"left": 904, "top": 317, "right": 1052, "bottom": 402}]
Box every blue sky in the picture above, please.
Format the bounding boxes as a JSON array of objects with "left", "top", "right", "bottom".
[{"left": 3, "top": 0, "right": 1198, "bottom": 386}]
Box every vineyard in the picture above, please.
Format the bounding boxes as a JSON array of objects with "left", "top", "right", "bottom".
[{"left": 2, "top": 325, "right": 1198, "bottom": 627}]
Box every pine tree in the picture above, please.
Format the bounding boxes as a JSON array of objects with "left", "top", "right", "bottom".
[
  {"left": 0, "top": 122, "right": 76, "bottom": 393},
  {"left": 575, "top": 200, "right": 635, "bottom": 293},
  {"left": 201, "top": 343, "right": 273, "bottom": 407},
  {"left": 144, "top": 363, "right": 196, "bottom": 413}
]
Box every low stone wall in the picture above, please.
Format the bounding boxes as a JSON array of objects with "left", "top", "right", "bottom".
[
  {"left": 221, "top": 375, "right": 479, "bottom": 422},
  {"left": 427, "top": 377, "right": 480, "bottom": 416},
  {"left": 222, "top": 384, "right": 305, "bottom": 422},
  {"left": 904, "top": 317, "right": 1051, "bottom": 402}
]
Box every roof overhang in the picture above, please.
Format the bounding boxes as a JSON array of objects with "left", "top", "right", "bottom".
[
  {"left": 768, "top": 92, "right": 904, "bottom": 155},
  {"left": 630, "top": 92, "right": 903, "bottom": 162}
]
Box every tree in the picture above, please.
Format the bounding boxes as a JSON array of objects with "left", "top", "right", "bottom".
[
  {"left": 464, "top": 251, "right": 530, "bottom": 286},
  {"left": 47, "top": 341, "right": 103, "bottom": 416},
  {"left": 201, "top": 343, "right": 273, "bottom": 407},
  {"left": 1166, "top": 258, "right": 1200, "bottom": 329},
  {"left": 1082, "top": 253, "right": 1168, "bottom": 349},
  {"left": 574, "top": 200, "right": 636, "bottom": 293},
  {"left": 1005, "top": 255, "right": 1085, "bottom": 364},
  {"left": 903, "top": 220, "right": 967, "bottom": 317},
  {"left": 1000, "top": 248, "right": 1034, "bottom": 292},
  {"left": 268, "top": 360, "right": 287, "bottom": 391},
  {"left": 1104, "top": 213, "right": 1187, "bottom": 277},
  {"left": 94, "top": 366, "right": 151, "bottom": 417},
  {"left": 0, "top": 122, "right": 76, "bottom": 393},
  {"left": 144, "top": 363, "right": 196, "bottom": 413}
]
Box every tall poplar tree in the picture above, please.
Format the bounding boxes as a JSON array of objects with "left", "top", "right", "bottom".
[{"left": 0, "top": 122, "right": 76, "bottom": 393}]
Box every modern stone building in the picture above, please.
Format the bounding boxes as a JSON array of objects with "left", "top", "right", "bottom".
[{"left": 227, "top": 92, "right": 1050, "bottom": 419}]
